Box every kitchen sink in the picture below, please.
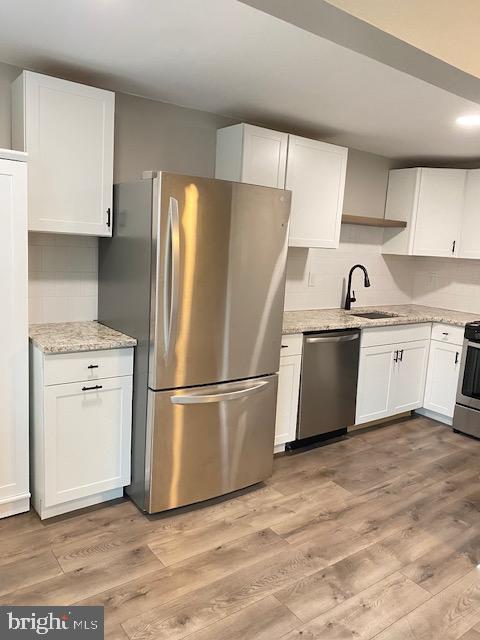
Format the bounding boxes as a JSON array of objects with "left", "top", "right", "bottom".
[{"left": 349, "top": 311, "right": 401, "bottom": 320}]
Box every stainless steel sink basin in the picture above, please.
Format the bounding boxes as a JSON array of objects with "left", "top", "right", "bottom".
[{"left": 349, "top": 311, "right": 400, "bottom": 320}]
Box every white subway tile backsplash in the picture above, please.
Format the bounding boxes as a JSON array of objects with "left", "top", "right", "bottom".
[
  {"left": 28, "top": 226, "right": 480, "bottom": 325},
  {"left": 42, "top": 245, "right": 97, "bottom": 273},
  {"left": 411, "top": 255, "right": 480, "bottom": 315},
  {"left": 284, "top": 226, "right": 413, "bottom": 311},
  {"left": 28, "top": 232, "right": 98, "bottom": 324}
]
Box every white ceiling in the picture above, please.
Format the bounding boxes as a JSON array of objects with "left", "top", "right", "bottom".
[{"left": 1, "top": 0, "right": 480, "bottom": 160}]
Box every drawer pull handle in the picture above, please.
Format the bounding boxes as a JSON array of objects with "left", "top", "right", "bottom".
[
  {"left": 442, "top": 332, "right": 449, "bottom": 336},
  {"left": 455, "top": 351, "right": 459, "bottom": 365},
  {"left": 87, "top": 364, "right": 99, "bottom": 369},
  {"left": 281, "top": 345, "right": 288, "bottom": 349},
  {"left": 82, "top": 385, "right": 103, "bottom": 392}
]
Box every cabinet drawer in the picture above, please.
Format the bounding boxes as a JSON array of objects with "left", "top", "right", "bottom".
[
  {"left": 44, "top": 348, "right": 134, "bottom": 386},
  {"left": 431, "top": 323, "right": 464, "bottom": 346},
  {"left": 361, "top": 323, "right": 431, "bottom": 348},
  {"left": 280, "top": 334, "right": 303, "bottom": 357}
]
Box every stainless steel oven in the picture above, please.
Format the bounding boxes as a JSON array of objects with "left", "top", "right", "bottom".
[{"left": 453, "top": 321, "right": 480, "bottom": 437}]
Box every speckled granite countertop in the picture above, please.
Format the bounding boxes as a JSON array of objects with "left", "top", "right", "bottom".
[
  {"left": 29, "top": 321, "right": 137, "bottom": 354},
  {"left": 282, "top": 304, "right": 479, "bottom": 335}
]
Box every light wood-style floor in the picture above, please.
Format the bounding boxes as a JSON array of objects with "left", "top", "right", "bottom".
[{"left": 3, "top": 416, "right": 480, "bottom": 639}]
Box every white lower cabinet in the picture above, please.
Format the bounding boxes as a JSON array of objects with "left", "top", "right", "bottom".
[
  {"left": 274, "top": 335, "right": 302, "bottom": 452},
  {"left": 423, "top": 339, "right": 462, "bottom": 422},
  {"left": 356, "top": 325, "right": 430, "bottom": 425},
  {"left": 355, "top": 344, "right": 395, "bottom": 424},
  {"left": 389, "top": 340, "right": 430, "bottom": 413},
  {"left": 31, "top": 345, "right": 133, "bottom": 519}
]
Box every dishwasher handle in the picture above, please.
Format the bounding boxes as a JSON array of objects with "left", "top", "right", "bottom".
[{"left": 306, "top": 334, "right": 359, "bottom": 344}]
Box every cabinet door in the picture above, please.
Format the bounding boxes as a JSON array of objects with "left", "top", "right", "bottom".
[
  {"left": 0, "top": 158, "right": 29, "bottom": 507},
  {"left": 424, "top": 340, "right": 461, "bottom": 418},
  {"left": 390, "top": 340, "right": 429, "bottom": 413},
  {"left": 44, "top": 377, "right": 132, "bottom": 507},
  {"left": 412, "top": 169, "right": 466, "bottom": 257},
  {"left": 18, "top": 71, "right": 114, "bottom": 236},
  {"left": 286, "top": 135, "right": 347, "bottom": 249},
  {"left": 356, "top": 345, "right": 395, "bottom": 425},
  {"left": 459, "top": 169, "right": 480, "bottom": 259},
  {"left": 242, "top": 124, "right": 288, "bottom": 188},
  {"left": 274, "top": 354, "right": 301, "bottom": 447}
]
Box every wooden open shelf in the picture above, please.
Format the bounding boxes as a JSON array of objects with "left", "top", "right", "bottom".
[{"left": 341, "top": 214, "right": 407, "bottom": 229}]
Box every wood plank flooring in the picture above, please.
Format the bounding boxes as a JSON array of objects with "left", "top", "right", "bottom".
[{"left": 2, "top": 416, "right": 480, "bottom": 639}]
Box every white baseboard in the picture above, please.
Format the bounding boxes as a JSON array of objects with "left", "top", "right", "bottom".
[
  {"left": 0, "top": 492, "right": 30, "bottom": 519},
  {"left": 34, "top": 487, "right": 124, "bottom": 520},
  {"left": 415, "top": 408, "right": 453, "bottom": 426}
]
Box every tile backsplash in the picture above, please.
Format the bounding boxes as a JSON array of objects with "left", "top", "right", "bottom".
[
  {"left": 284, "top": 225, "right": 413, "bottom": 311},
  {"left": 28, "top": 233, "right": 98, "bottom": 324},
  {"left": 27, "top": 225, "right": 480, "bottom": 325},
  {"left": 412, "top": 256, "right": 480, "bottom": 314}
]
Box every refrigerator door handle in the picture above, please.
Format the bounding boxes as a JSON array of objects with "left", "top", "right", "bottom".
[
  {"left": 163, "top": 196, "right": 180, "bottom": 360},
  {"left": 170, "top": 380, "right": 269, "bottom": 405}
]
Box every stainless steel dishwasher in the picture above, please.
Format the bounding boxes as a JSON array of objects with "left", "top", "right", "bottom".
[{"left": 296, "top": 329, "right": 360, "bottom": 443}]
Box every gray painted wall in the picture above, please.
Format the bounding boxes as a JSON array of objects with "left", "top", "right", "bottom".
[
  {"left": 114, "top": 92, "right": 234, "bottom": 182},
  {"left": 0, "top": 59, "right": 395, "bottom": 215},
  {"left": 343, "top": 148, "right": 397, "bottom": 218},
  {"left": 0, "top": 61, "right": 19, "bottom": 149}
]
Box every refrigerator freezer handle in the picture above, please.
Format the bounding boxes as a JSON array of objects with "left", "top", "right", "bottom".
[
  {"left": 164, "top": 196, "right": 180, "bottom": 359},
  {"left": 170, "top": 381, "right": 269, "bottom": 405}
]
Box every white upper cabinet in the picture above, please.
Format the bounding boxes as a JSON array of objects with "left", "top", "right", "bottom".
[
  {"left": 285, "top": 135, "right": 347, "bottom": 248},
  {"left": 459, "top": 169, "right": 480, "bottom": 259},
  {"left": 12, "top": 71, "right": 114, "bottom": 236},
  {"left": 216, "top": 123, "right": 288, "bottom": 188},
  {"left": 412, "top": 169, "right": 465, "bottom": 257},
  {"left": 383, "top": 168, "right": 466, "bottom": 257},
  {"left": 215, "top": 123, "right": 348, "bottom": 249}
]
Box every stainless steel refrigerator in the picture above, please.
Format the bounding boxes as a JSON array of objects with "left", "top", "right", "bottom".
[{"left": 98, "top": 172, "right": 290, "bottom": 513}]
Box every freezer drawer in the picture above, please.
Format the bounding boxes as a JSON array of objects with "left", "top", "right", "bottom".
[
  {"left": 146, "top": 374, "right": 278, "bottom": 513},
  {"left": 298, "top": 330, "right": 360, "bottom": 440}
]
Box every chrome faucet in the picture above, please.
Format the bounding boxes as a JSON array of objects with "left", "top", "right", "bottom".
[{"left": 344, "top": 264, "right": 371, "bottom": 310}]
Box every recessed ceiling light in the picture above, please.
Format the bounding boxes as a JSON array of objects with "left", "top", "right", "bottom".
[{"left": 456, "top": 114, "right": 480, "bottom": 127}]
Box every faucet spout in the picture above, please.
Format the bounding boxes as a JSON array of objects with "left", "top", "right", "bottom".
[{"left": 344, "top": 264, "right": 371, "bottom": 310}]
